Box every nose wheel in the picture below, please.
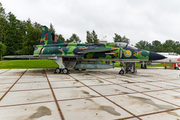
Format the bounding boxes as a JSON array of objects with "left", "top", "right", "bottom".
[
  {"left": 119, "top": 69, "right": 124, "bottom": 74},
  {"left": 55, "top": 68, "right": 69, "bottom": 74}
]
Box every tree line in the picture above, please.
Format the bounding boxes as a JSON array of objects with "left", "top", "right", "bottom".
[
  {"left": 0, "top": 2, "right": 180, "bottom": 61},
  {"left": 135, "top": 40, "right": 180, "bottom": 54}
]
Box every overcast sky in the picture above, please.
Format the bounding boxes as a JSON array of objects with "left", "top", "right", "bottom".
[{"left": 1, "top": 0, "right": 180, "bottom": 45}]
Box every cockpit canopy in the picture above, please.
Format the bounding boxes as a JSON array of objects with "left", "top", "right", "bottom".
[
  {"left": 168, "top": 53, "right": 179, "bottom": 56},
  {"left": 115, "top": 42, "right": 128, "bottom": 48},
  {"left": 158, "top": 52, "right": 179, "bottom": 56},
  {"left": 115, "top": 42, "right": 138, "bottom": 50},
  {"left": 127, "top": 45, "right": 138, "bottom": 50}
]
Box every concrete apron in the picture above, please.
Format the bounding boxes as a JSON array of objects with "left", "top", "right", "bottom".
[{"left": 0, "top": 68, "right": 180, "bottom": 120}]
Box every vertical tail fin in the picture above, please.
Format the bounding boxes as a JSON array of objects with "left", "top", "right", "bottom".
[{"left": 40, "top": 26, "right": 64, "bottom": 45}]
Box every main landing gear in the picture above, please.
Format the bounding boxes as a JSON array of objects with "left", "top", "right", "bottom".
[
  {"left": 141, "top": 61, "right": 147, "bottom": 69},
  {"left": 119, "top": 62, "right": 137, "bottom": 75},
  {"left": 55, "top": 68, "right": 69, "bottom": 74},
  {"left": 53, "top": 57, "right": 69, "bottom": 74}
]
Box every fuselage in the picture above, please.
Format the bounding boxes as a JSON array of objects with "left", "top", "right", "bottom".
[{"left": 33, "top": 42, "right": 165, "bottom": 62}]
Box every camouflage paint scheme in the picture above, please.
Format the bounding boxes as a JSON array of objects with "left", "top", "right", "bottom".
[{"left": 33, "top": 26, "right": 149, "bottom": 62}]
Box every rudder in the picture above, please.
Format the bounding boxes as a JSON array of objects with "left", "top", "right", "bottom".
[{"left": 40, "top": 26, "right": 64, "bottom": 45}]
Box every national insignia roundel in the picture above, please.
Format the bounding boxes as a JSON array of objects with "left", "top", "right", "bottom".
[{"left": 124, "top": 50, "right": 132, "bottom": 57}]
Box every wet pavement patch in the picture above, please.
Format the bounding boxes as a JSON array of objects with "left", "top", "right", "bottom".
[
  {"left": 98, "top": 80, "right": 104, "bottom": 83},
  {"left": 81, "top": 90, "right": 90, "bottom": 95},
  {"left": 29, "top": 106, "right": 51, "bottom": 119},
  {"left": 99, "top": 106, "right": 121, "bottom": 116},
  {"left": 128, "top": 95, "right": 176, "bottom": 110}
]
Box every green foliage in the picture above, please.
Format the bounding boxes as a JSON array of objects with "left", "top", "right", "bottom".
[
  {"left": 166, "top": 47, "right": 174, "bottom": 52},
  {"left": 0, "top": 3, "right": 7, "bottom": 43},
  {"left": 0, "top": 42, "right": 6, "bottom": 60},
  {"left": 163, "top": 40, "right": 175, "bottom": 50},
  {"left": 176, "top": 47, "right": 180, "bottom": 54},
  {"left": 153, "top": 45, "right": 163, "bottom": 52},
  {"left": 92, "top": 30, "right": 99, "bottom": 43},
  {"left": 66, "top": 33, "right": 81, "bottom": 43},
  {"left": 4, "top": 12, "right": 19, "bottom": 55},
  {"left": 113, "top": 33, "right": 130, "bottom": 44},
  {"left": 152, "top": 40, "right": 161, "bottom": 46},
  {"left": 86, "top": 30, "right": 99, "bottom": 43},
  {"left": 135, "top": 40, "right": 151, "bottom": 51},
  {"left": 50, "top": 23, "right": 55, "bottom": 34},
  {"left": 0, "top": 59, "right": 58, "bottom": 69},
  {"left": 22, "top": 19, "right": 41, "bottom": 55},
  {"left": 86, "top": 31, "right": 92, "bottom": 43},
  {"left": 135, "top": 39, "right": 180, "bottom": 54},
  {"left": 57, "top": 34, "right": 65, "bottom": 42}
]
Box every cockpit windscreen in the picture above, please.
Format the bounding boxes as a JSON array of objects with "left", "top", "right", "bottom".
[
  {"left": 127, "top": 45, "right": 138, "bottom": 50},
  {"left": 115, "top": 42, "right": 128, "bottom": 48}
]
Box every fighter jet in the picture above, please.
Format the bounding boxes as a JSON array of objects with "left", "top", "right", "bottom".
[
  {"left": 152, "top": 52, "right": 180, "bottom": 69},
  {"left": 140, "top": 52, "right": 180, "bottom": 69},
  {"left": 154, "top": 52, "right": 180, "bottom": 63},
  {"left": 4, "top": 26, "right": 166, "bottom": 74}
]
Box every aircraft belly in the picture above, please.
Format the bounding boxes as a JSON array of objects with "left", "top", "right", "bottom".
[
  {"left": 74, "top": 63, "right": 113, "bottom": 69},
  {"left": 85, "top": 58, "right": 119, "bottom": 61},
  {"left": 85, "top": 58, "right": 148, "bottom": 62},
  {"left": 119, "top": 59, "right": 148, "bottom": 62}
]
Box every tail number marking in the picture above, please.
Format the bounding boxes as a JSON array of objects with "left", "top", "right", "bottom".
[{"left": 45, "top": 34, "right": 51, "bottom": 39}]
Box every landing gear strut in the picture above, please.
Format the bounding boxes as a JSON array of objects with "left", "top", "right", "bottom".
[
  {"left": 141, "top": 62, "right": 147, "bottom": 69},
  {"left": 119, "top": 62, "right": 125, "bottom": 74},
  {"left": 53, "top": 57, "right": 69, "bottom": 74}
]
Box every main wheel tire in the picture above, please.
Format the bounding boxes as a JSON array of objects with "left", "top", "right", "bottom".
[
  {"left": 82, "top": 69, "right": 86, "bottom": 71},
  {"left": 55, "top": 68, "right": 61, "bottom": 73},
  {"left": 119, "top": 70, "right": 124, "bottom": 74},
  {"left": 62, "top": 68, "right": 69, "bottom": 74},
  {"left": 144, "top": 64, "right": 147, "bottom": 69},
  {"left": 125, "top": 68, "right": 129, "bottom": 73},
  {"left": 175, "top": 67, "right": 179, "bottom": 70}
]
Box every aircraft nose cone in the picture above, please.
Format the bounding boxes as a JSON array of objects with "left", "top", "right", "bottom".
[{"left": 149, "top": 52, "right": 166, "bottom": 60}]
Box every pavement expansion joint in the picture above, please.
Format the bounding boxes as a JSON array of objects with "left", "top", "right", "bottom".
[
  {"left": 44, "top": 69, "right": 65, "bottom": 120},
  {"left": 0, "top": 100, "right": 55, "bottom": 107},
  {"left": 0, "top": 69, "right": 27, "bottom": 101},
  {"left": 0, "top": 69, "right": 11, "bottom": 75}
]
